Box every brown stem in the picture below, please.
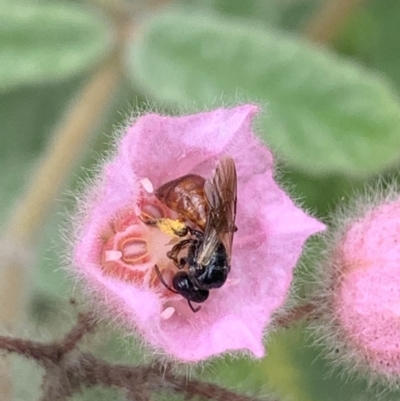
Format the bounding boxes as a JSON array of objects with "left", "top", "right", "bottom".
[
  {"left": 303, "top": 0, "right": 366, "bottom": 45},
  {"left": 164, "top": 372, "right": 275, "bottom": 401},
  {"left": 125, "top": 388, "right": 152, "bottom": 401},
  {"left": 56, "top": 353, "right": 270, "bottom": 401},
  {"left": 40, "top": 369, "right": 73, "bottom": 401},
  {"left": 0, "top": 336, "right": 55, "bottom": 361},
  {"left": 58, "top": 312, "right": 97, "bottom": 355},
  {"left": 0, "top": 313, "right": 274, "bottom": 401},
  {"left": 0, "top": 313, "right": 96, "bottom": 363}
]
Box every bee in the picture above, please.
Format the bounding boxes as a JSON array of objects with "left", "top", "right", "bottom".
[{"left": 153, "top": 156, "right": 237, "bottom": 312}]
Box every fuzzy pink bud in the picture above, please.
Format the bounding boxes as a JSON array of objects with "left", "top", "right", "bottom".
[
  {"left": 72, "top": 105, "right": 324, "bottom": 362},
  {"left": 313, "top": 189, "right": 400, "bottom": 385}
]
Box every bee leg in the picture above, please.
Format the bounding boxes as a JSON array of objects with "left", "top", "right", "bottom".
[
  {"left": 154, "top": 264, "right": 178, "bottom": 294},
  {"left": 178, "top": 257, "right": 187, "bottom": 269},
  {"left": 186, "top": 227, "right": 204, "bottom": 239},
  {"left": 167, "top": 239, "right": 192, "bottom": 268},
  {"left": 188, "top": 300, "right": 201, "bottom": 313}
]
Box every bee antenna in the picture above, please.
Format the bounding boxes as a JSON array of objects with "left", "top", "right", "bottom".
[
  {"left": 154, "top": 264, "right": 179, "bottom": 294},
  {"left": 188, "top": 300, "right": 201, "bottom": 313}
]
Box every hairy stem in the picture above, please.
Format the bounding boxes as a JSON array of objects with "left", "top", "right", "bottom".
[
  {"left": 164, "top": 372, "right": 276, "bottom": 401},
  {"left": 0, "top": 313, "right": 273, "bottom": 401}
]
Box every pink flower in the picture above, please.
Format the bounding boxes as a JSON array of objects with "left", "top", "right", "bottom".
[
  {"left": 312, "top": 188, "right": 400, "bottom": 385},
  {"left": 73, "top": 104, "right": 324, "bottom": 361}
]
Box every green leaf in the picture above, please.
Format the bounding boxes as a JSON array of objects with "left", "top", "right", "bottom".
[
  {"left": 0, "top": 77, "right": 135, "bottom": 298},
  {"left": 35, "top": 81, "right": 137, "bottom": 299},
  {"left": 364, "top": 0, "right": 400, "bottom": 92},
  {"left": 127, "top": 9, "right": 400, "bottom": 177},
  {"left": 332, "top": 9, "right": 377, "bottom": 61},
  {"left": 0, "top": 76, "right": 84, "bottom": 159},
  {"left": 181, "top": 0, "right": 319, "bottom": 31},
  {"left": 0, "top": 1, "right": 113, "bottom": 91},
  {"left": 260, "top": 327, "right": 381, "bottom": 401},
  {"left": 281, "top": 169, "right": 363, "bottom": 218}
]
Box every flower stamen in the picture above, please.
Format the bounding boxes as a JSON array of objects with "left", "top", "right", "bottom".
[
  {"left": 140, "top": 177, "right": 154, "bottom": 194},
  {"left": 161, "top": 306, "right": 176, "bottom": 320},
  {"left": 104, "top": 250, "right": 122, "bottom": 262}
]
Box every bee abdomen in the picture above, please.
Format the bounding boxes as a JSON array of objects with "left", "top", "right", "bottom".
[{"left": 156, "top": 174, "right": 208, "bottom": 229}]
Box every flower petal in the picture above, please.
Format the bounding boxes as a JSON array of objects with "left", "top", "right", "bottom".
[{"left": 121, "top": 104, "right": 259, "bottom": 187}]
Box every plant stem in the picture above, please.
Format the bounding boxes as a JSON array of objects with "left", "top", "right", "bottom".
[
  {"left": 0, "top": 50, "right": 121, "bottom": 327},
  {"left": 303, "top": 0, "right": 366, "bottom": 45},
  {"left": 5, "top": 55, "right": 120, "bottom": 241},
  {"left": 0, "top": 51, "right": 121, "bottom": 401},
  {"left": 0, "top": 337, "right": 273, "bottom": 401}
]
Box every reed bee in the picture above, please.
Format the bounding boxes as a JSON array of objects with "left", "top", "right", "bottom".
[{"left": 153, "top": 156, "right": 237, "bottom": 312}]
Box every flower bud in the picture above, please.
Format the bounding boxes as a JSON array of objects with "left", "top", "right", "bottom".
[{"left": 312, "top": 186, "right": 400, "bottom": 385}]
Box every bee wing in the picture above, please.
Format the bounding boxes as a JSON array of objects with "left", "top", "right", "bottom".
[{"left": 197, "top": 156, "right": 237, "bottom": 267}]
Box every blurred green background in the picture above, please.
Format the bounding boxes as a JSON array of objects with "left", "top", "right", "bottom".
[{"left": 2, "top": 0, "right": 400, "bottom": 400}]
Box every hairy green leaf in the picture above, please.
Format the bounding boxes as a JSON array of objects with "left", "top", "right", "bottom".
[
  {"left": 0, "top": 1, "right": 112, "bottom": 91},
  {"left": 127, "top": 9, "right": 400, "bottom": 177}
]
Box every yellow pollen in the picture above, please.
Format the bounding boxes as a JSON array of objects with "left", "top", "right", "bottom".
[{"left": 156, "top": 218, "right": 187, "bottom": 237}]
